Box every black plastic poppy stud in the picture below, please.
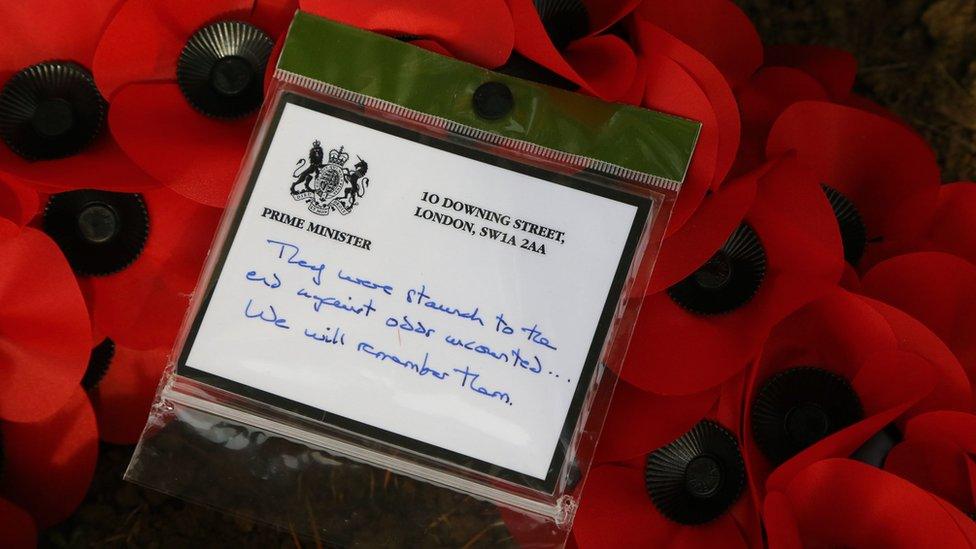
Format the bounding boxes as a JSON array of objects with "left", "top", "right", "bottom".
[
  {"left": 645, "top": 420, "right": 746, "bottom": 525},
  {"left": 43, "top": 190, "right": 149, "bottom": 276},
  {"left": 0, "top": 61, "right": 107, "bottom": 160},
  {"left": 822, "top": 184, "right": 867, "bottom": 266},
  {"left": 751, "top": 367, "right": 864, "bottom": 465},
  {"left": 668, "top": 223, "right": 768, "bottom": 315},
  {"left": 82, "top": 338, "right": 117, "bottom": 391},
  {"left": 177, "top": 21, "right": 274, "bottom": 118}
]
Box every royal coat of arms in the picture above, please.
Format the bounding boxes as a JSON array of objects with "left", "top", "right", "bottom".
[{"left": 289, "top": 140, "right": 369, "bottom": 215}]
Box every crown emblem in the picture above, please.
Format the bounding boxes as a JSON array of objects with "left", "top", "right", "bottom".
[
  {"left": 290, "top": 140, "right": 370, "bottom": 216},
  {"left": 329, "top": 145, "right": 349, "bottom": 165}
]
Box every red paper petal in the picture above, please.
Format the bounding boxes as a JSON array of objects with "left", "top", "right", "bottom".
[
  {"left": 886, "top": 439, "right": 973, "bottom": 513},
  {"left": 839, "top": 262, "right": 861, "bottom": 292},
  {"left": 902, "top": 410, "right": 976, "bottom": 451},
  {"left": 506, "top": 0, "right": 638, "bottom": 100},
  {"left": 109, "top": 82, "right": 254, "bottom": 207},
  {"left": 582, "top": 0, "right": 642, "bottom": 34},
  {"left": 862, "top": 297, "right": 973, "bottom": 414},
  {"left": 0, "top": 129, "right": 158, "bottom": 193},
  {"left": 0, "top": 0, "right": 121, "bottom": 69},
  {"left": 91, "top": 187, "right": 220, "bottom": 349},
  {"left": 921, "top": 182, "right": 976, "bottom": 266},
  {"left": 630, "top": 19, "right": 740, "bottom": 191},
  {"left": 0, "top": 177, "right": 40, "bottom": 226},
  {"left": 0, "top": 220, "right": 91, "bottom": 423},
  {"left": 734, "top": 67, "right": 827, "bottom": 176},
  {"left": 250, "top": 0, "right": 299, "bottom": 36},
  {"left": 764, "top": 44, "right": 857, "bottom": 101},
  {"left": 781, "top": 459, "right": 976, "bottom": 547},
  {"left": 574, "top": 462, "right": 748, "bottom": 548},
  {"left": 0, "top": 497, "right": 35, "bottom": 549},
  {"left": 762, "top": 491, "right": 802, "bottom": 549},
  {"left": 753, "top": 290, "right": 897, "bottom": 385},
  {"left": 563, "top": 34, "right": 638, "bottom": 102},
  {"left": 641, "top": 52, "right": 718, "bottom": 234},
  {"left": 507, "top": 0, "right": 588, "bottom": 88},
  {"left": 0, "top": 387, "right": 98, "bottom": 527},
  {"left": 596, "top": 379, "right": 719, "bottom": 463},
  {"left": 862, "top": 252, "right": 976, "bottom": 396},
  {"left": 91, "top": 344, "right": 168, "bottom": 444},
  {"left": 767, "top": 101, "right": 941, "bottom": 269},
  {"left": 300, "top": 0, "right": 515, "bottom": 68},
  {"left": 648, "top": 172, "right": 757, "bottom": 292},
  {"left": 93, "top": 0, "right": 254, "bottom": 98},
  {"left": 634, "top": 0, "right": 763, "bottom": 88},
  {"left": 844, "top": 93, "right": 908, "bottom": 126}
]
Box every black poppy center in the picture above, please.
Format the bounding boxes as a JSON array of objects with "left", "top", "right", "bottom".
[
  {"left": 667, "top": 223, "right": 767, "bottom": 315},
  {"left": 0, "top": 61, "right": 107, "bottom": 160},
  {"left": 692, "top": 251, "right": 734, "bottom": 289},
  {"left": 784, "top": 403, "right": 830, "bottom": 447},
  {"left": 32, "top": 98, "right": 75, "bottom": 137},
  {"left": 44, "top": 190, "right": 149, "bottom": 276},
  {"left": 77, "top": 202, "right": 119, "bottom": 244},
  {"left": 821, "top": 184, "right": 867, "bottom": 266},
  {"left": 533, "top": 0, "right": 590, "bottom": 50},
  {"left": 210, "top": 56, "right": 254, "bottom": 97},
  {"left": 645, "top": 420, "right": 746, "bottom": 525},
  {"left": 684, "top": 455, "right": 723, "bottom": 498},
  {"left": 177, "top": 21, "right": 274, "bottom": 118},
  {"left": 751, "top": 367, "right": 865, "bottom": 465}
]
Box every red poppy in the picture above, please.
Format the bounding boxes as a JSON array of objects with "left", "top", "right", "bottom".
[
  {"left": 85, "top": 338, "right": 169, "bottom": 444},
  {"left": 0, "top": 498, "right": 35, "bottom": 549},
  {"left": 617, "top": 155, "right": 843, "bottom": 396},
  {"left": 862, "top": 252, "right": 976, "bottom": 396},
  {"left": 84, "top": 187, "right": 221, "bottom": 350},
  {"left": 633, "top": 0, "right": 763, "bottom": 89},
  {"left": 0, "top": 0, "right": 157, "bottom": 193},
  {"left": 0, "top": 387, "right": 99, "bottom": 527},
  {"left": 39, "top": 186, "right": 220, "bottom": 351},
  {"left": 92, "top": 0, "right": 298, "bottom": 207},
  {"left": 504, "top": 0, "right": 639, "bottom": 101},
  {"left": 740, "top": 289, "right": 972, "bottom": 501},
  {"left": 764, "top": 459, "right": 976, "bottom": 548},
  {"left": 767, "top": 100, "right": 942, "bottom": 271},
  {"left": 914, "top": 182, "right": 976, "bottom": 266},
  {"left": 884, "top": 411, "right": 976, "bottom": 516},
  {"left": 300, "top": 0, "right": 515, "bottom": 68},
  {"left": 573, "top": 375, "right": 761, "bottom": 548},
  {"left": 0, "top": 218, "right": 91, "bottom": 423}
]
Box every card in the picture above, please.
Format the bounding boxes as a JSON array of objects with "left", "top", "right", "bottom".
[{"left": 178, "top": 93, "right": 653, "bottom": 491}]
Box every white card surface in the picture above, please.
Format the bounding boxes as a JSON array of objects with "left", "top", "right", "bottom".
[{"left": 181, "top": 95, "right": 649, "bottom": 485}]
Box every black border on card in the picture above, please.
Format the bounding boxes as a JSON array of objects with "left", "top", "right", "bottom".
[{"left": 177, "top": 91, "right": 654, "bottom": 494}]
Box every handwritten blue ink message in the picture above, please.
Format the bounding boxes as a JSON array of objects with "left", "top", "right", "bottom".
[{"left": 239, "top": 238, "right": 571, "bottom": 407}]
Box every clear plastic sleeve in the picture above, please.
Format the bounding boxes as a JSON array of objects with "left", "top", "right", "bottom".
[{"left": 126, "top": 12, "right": 699, "bottom": 547}]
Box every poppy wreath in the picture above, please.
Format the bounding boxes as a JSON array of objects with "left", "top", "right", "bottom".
[{"left": 1, "top": 0, "right": 975, "bottom": 546}]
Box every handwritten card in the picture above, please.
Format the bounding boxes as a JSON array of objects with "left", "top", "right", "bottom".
[{"left": 179, "top": 93, "right": 652, "bottom": 489}]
